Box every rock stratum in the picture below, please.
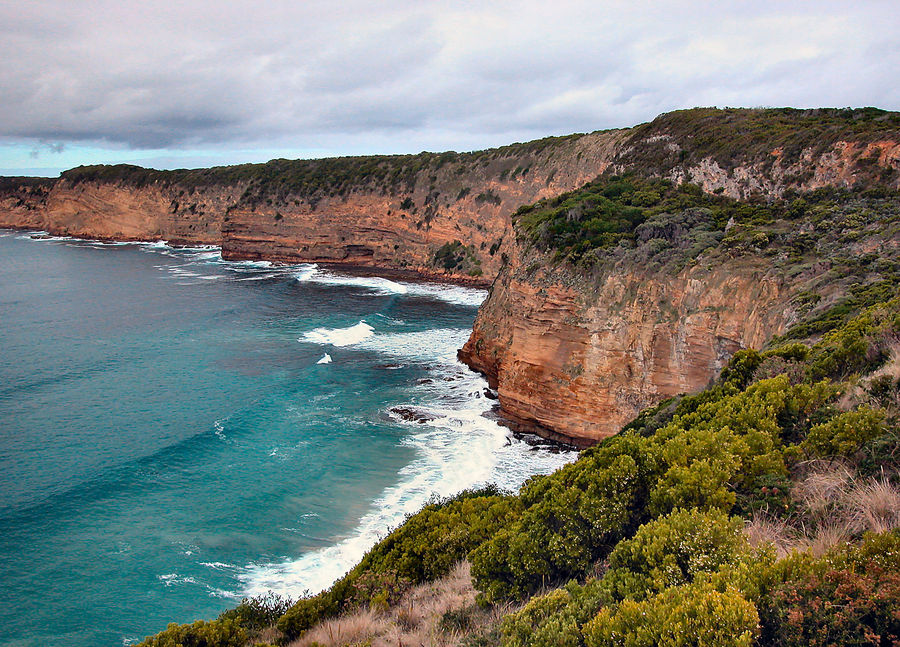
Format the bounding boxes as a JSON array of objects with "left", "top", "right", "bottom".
[{"left": 3, "top": 107, "right": 900, "bottom": 445}]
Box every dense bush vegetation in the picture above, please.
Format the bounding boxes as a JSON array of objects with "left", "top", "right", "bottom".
[
  {"left": 621, "top": 107, "right": 900, "bottom": 175},
  {"left": 513, "top": 175, "right": 757, "bottom": 264}
]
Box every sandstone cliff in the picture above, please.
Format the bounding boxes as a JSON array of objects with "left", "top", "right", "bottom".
[
  {"left": 0, "top": 130, "right": 627, "bottom": 283},
  {"left": 460, "top": 241, "right": 797, "bottom": 446},
  {"left": 460, "top": 108, "right": 900, "bottom": 443}
]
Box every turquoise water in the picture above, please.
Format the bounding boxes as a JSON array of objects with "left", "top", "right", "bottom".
[{"left": 0, "top": 231, "right": 573, "bottom": 647}]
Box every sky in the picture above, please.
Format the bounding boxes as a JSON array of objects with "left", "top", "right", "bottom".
[{"left": 1, "top": 0, "right": 898, "bottom": 176}]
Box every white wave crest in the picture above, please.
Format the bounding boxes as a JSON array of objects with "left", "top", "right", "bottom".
[
  {"left": 316, "top": 353, "right": 332, "bottom": 365},
  {"left": 293, "top": 264, "right": 485, "bottom": 306},
  {"left": 358, "top": 328, "right": 470, "bottom": 363},
  {"left": 403, "top": 283, "right": 487, "bottom": 307},
  {"left": 302, "top": 321, "right": 374, "bottom": 347},
  {"left": 295, "top": 265, "right": 408, "bottom": 295}
]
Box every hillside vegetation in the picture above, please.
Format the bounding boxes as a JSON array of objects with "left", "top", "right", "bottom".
[
  {"left": 618, "top": 107, "right": 900, "bottom": 180},
  {"left": 57, "top": 133, "right": 586, "bottom": 206}
]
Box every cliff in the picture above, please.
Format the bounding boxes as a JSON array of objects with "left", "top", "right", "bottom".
[
  {"left": 0, "top": 130, "right": 627, "bottom": 283},
  {"left": 460, "top": 108, "right": 900, "bottom": 443}
]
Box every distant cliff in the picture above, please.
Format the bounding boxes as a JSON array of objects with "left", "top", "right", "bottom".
[
  {"left": 3, "top": 107, "right": 899, "bottom": 444},
  {"left": 0, "top": 130, "right": 627, "bottom": 283}
]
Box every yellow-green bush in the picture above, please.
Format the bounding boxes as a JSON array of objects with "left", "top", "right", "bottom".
[
  {"left": 583, "top": 582, "right": 758, "bottom": 647},
  {"left": 500, "top": 579, "right": 607, "bottom": 647},
  {"left": 470, "top": 435, "right": 654, "bottom": 602},
  {"left": 646, "top": 377, "right": 834, "bottom": 516},
  {"left": 601, "top": 509, "right": 746, "bottom": 602},
  {"left": 136, "top": 618, "right": 246, "bottom": 647},
  {"left": 801, "top": 405, "right": 887, "bottom": 457}
]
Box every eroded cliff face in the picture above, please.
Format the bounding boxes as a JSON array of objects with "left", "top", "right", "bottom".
[
  {"left": 460, "top": 241, "right": 796, "bottom": 445},
  {"left": 460, "top": 129, "right": 900, "bottom": 445},
  {"left": 220, "top": 130, "right": 626, "bottom": 281},
  {"left": 0, "top": 130, "right": 627, "bottom": 283},
  {"left": 0, "top": 180, "right": 237, "bottom": 246}
]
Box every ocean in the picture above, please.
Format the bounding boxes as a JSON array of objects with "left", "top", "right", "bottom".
[{"left": 0, "top": 231, "right": 574, "bottom": 647}]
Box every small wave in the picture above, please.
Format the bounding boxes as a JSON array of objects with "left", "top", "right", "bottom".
[
  {"left": 301, "top": 321, "right": 374, "bottom": 347},
  {"left": 234, "top": 272, "right": 279, "bottom": 281},
  {"left": 230, "top": 259, "right": 274, "bottom": 269},
  {"left": 358, "top": 328, "right": 470, "bottom": 363},
  {"left": 158, "top": 573, "right": 198, "bottom": 587},
  {"left": 293, "top": 263, "right": 485, "bottom": 306},
  {"left": 213, "top": 420, "right": 227, "bottom": 441},
  {"left": 200, "top": 561, "right": 238, "bottom": 570},
  {"left": 403, "top": 283, "right": 487, "bottom": 307},
  {"left": 189, "top": 250, "right": 223, "bottom": 262},
  {"left": 316, "top": 353, "right": 332, "bottom": 364},
  {"left": 294, "top": 265, "right": 407, "bottom": 295}
]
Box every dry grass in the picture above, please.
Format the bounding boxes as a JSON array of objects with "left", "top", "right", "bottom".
[
  {"left": 293, "top": 608, "right": 389, "bottom": 647},
  {"left": 792, "top": 460, "right": 853, "bottom": 517},
  {"left": 745, "top": 514, "right": 795, "bottom": 558},
  {"left": 746, "top": 460, "right": 900, "bottom": 557},
  {"left": 839, "top": 340, "right": 900, "bottom": 412},
  {"left": 845, "top": 476, "right": 900, "bottom": 534},
  {"left": 289, "top": 561, "right": 510, "bottom": 647}
]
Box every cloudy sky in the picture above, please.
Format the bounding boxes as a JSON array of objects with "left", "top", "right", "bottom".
[{"left": 2, "top": 0, "right": 898, "bottom": 176}]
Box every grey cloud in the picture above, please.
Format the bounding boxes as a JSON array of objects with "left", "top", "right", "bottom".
[{"left": 0, "top": 0, "right": 897, "bottom": 158}]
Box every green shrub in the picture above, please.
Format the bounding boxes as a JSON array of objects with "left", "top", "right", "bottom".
[
  {"left": 646, "top": 377, "right": 834, "bottom": 515},
  {"left": 601, "top": 509, "right": 746, "bottom": 602},
  {"left": 501, "top": 579, "right": 607, "bottom": 647},
  {"left": 218, "top": 591, "right": 293, "bottom": 631},
  {"left": 583, "top": 581, "right": 758, "bottom": 647},
  {"left": 136, "top": 618, "right": 246, "bottom": 647},
  {"left": 801, "top": 406, "right": 887, "bottom": 457},
  {"left": 470, "top": 434, "right": 653, "bottom": 602},
  {"left": 805, "top": 298, "right": 900, "bottom": 381}
]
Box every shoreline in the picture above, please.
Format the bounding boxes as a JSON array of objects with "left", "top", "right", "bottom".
[{"left": 0, "top": 225, "right": 492, "bottom": 288}]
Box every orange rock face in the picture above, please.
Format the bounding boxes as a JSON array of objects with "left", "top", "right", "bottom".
[
  {"left": 460, "top": 242, "right": 799, "bottom": 446},
  {"left": 0, "top": 180, "right": 235, "bottom": 245}
]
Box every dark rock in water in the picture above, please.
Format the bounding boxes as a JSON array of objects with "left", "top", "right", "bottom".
[
  {"left": 389, "top": 406, "right": 437, "bottom": 424},
  {"left": 483, "top": 388, "right": 499, "bottom": 400},
  {"left": 30, "top": 234, "right": 52, "bottom": 239},
  {"left": 417, "top": 378, "right": 435, "bottom": 385}
]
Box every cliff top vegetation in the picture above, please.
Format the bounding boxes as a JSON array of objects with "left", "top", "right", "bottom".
[
  {"left": 55, "top": 132, "right": 590, "bottom": 202},
  {"left": 620, "top": 106, "right": 900, "bottom": 175}
]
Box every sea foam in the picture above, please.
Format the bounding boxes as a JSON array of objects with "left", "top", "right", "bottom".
[
  {"left": 294, "top": 264, "right": 486, "bottom": 306},
  {"left": 301, "top": 321, "right": 375, "bottom": 347}
]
